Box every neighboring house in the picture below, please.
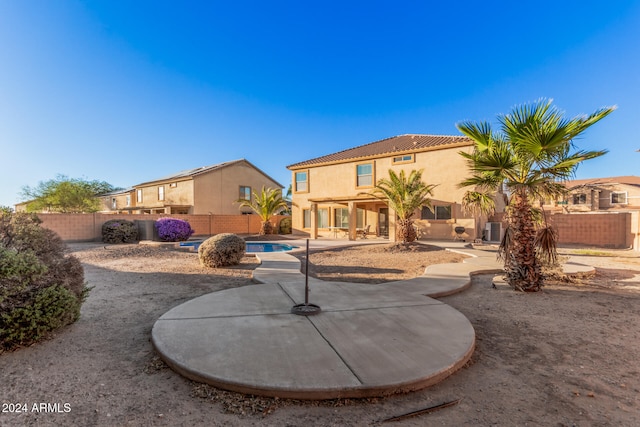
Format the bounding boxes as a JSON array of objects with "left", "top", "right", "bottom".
[
  {"left": 560, "top": 176, "right": 640, "bottom": 212},
  {"left": 99, "top": 187, "right": 135, "bottom": 213},
  {"left": 99, "top": 159, "right": 283, "bottom": 215},
  {"left": 286, "top": 134, "right": 487, "bottom": 241}
]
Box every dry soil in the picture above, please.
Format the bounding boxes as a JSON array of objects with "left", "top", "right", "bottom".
[{"left": 0, "top": 242, "right": 639, "bottom": 426}]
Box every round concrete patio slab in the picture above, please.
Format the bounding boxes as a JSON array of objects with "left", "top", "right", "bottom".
[
  {"left": 151, "top": 242, "right": 488, "bottom": 400},
  {"left": 152, "top": 281, "right": 475, "bottom": 399}
]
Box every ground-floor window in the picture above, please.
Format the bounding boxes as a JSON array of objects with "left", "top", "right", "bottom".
[
  {"left": 303, "top": 209, "right": 311, "bottom": 228},
  {"left": 317, "top": 208, "right": 329, "bottom": 228},
  {"left": 335, "top": 207, "right": 365, "bottom": 228},
  {"left": 572, "top": 193, "right": 587, "bottom": 204},
  {"left": 611, "top": 192, "right": 627, "bottom": 204},
  {"left": 421, "top": 205, "right": 452, "bottom": 220},
  {"left": 303, "top": 207, "right": 329, "bottom": 228}
]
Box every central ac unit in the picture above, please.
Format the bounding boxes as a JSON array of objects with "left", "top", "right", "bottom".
[{"left": 485, "top": 222, "right": 503, "bottom": 242}]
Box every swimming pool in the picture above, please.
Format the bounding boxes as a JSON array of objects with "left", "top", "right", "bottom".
[
  {"left": 245, "top": 242, "right": 297, "bottom": 253},
  {"left": 179, "top": 241, "right": 297, "bottom": 253}
]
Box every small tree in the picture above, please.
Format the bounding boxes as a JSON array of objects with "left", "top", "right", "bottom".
[
  {"left": 21, "top": 175, "right": 119, "bottom": 213},
  {"left": 237, "top": 187, "right": 288, "bottom": 235},
  {"left": 368, "top": 169, "right": 436, "bottom": 243}
]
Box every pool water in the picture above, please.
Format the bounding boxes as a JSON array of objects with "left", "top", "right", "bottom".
[
  {"left": 179, "top": 241, "right": 296, "bottom": 253},
  {"left": 246, "top": 242, "right": 297, "bottom": 252}
]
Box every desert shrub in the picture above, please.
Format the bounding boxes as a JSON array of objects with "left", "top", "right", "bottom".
[
  {"left": 155, "top": 218, "right": 194, "bottom": 242},
  {"left": 278, "top": 217, "right": 292, "bottom": 234},
  {"left": 1, "top": 285, "right": 87, "bottom": 346},
  {"left": 102, "top": 219, "right": 138, "bottom": 244},
  {"left": 198, "top": 233, "right": 246, "bottom": 268},
  {"left": 0, "top": 211, "right": 88, "bottom": 350}
]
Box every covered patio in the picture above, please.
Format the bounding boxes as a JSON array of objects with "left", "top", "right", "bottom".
[{"left": 305, "top": 195, "right": 398, "bottom": 242}]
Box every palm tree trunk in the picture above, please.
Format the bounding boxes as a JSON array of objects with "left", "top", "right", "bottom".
[
  {"left": 505, "top": 190, "right": 542, "bottom": 292},
  {"left": 259, "top": 221, "right": 273, "bottom": 236},
  {"left": 396, "top": 218, "right": 417, "bottom": 243}
]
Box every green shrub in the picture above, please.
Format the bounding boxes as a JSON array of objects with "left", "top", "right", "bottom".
[
  {"left": 0, "top": 285, "right": 87, "bottom": 346},
  {"left": 102, "top": 219, "right": 138, "bottom": 244},
  {"left": 198, "top": 233, "right": 246, "bottom": 268},
  {"left": 0, "top": 211, "right": 88, "bottom": 350}
]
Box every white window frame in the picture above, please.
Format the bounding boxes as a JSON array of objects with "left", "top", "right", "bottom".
[
  {"left": 158, "top": 186, "right": 165, "bottom": 201},
  {"left": 392, "top": 154, "right": 414, "bottom": 164},
  {"left": 611, "top": 191, "right": 627, "bottom": 204},
  {"left": 295, "top": 171, "right": 308, "bottom": 192},
  {"left": 356, "top": 162, "right": 373, "bottom": 187},
  {"left": 136, "top": 189, "right": 143, "bottom": 203}
]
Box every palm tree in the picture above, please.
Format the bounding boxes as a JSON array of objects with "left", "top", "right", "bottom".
[
  {"left": 238, "top": 187, "right": 288, "bottom": 235},
  {"left": 369, "top": 169, "right": 436, "bottom": 243},
  {"left": 457, "top": 99, "right": 615, "bottom": 292}
]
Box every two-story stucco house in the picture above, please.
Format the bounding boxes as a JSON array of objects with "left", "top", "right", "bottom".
[
  {"left": 561, "top": 176, "right": 640, "bottom": 212},
  {"left": 100, "top": 159, "right": 283, "bottom": 215},
  {"left": 286, "top": 134, "right": 483, "bottom": 241}
]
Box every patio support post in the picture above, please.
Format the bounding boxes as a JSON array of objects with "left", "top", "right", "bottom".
[
  {"left": 388, "top": 205, "right": 397, "bottom": 242},
  {"left": 348, "top": 201, "right": 357, "bottom": 240},
  {"left": 310, "top": 203, "right": 318, "bottom": 239}
]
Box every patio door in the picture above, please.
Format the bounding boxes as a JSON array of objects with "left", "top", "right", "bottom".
[{"left": 378, "top": 208, "right": 389, "bottom": 237}]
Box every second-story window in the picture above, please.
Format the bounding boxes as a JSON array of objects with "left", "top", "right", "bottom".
[
  {"left": 126, "top": 195, "right": 131, "bottom": 207},
  {"left": 295, "top": 171, "right": 308, "bottom": 192},
  {"left": 356, "top": 163, "right": 373, "bottom": 187},
  {"left": 392, "top": 154, "right": 414, "bottom": 164},
  {"left": 111, "top": 198, "right": 117, "bottom": 209},
  {"left": 239, "top": 186, "right": 251, "bottom": 201},
  {"left": 158, "top": 186, "right": 165, "bottom": 201},
  {"left": 136, "top": 189, "right": 143, "bottom": 203}
]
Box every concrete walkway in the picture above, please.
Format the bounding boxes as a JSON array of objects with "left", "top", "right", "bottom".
[{"left": 151, "top": 239, "right": 593, "bottom": 399}]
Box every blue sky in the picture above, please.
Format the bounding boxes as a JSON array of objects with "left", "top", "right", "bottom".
[{"left": 1, "top": 1, "right": 639, "bottom": 207}]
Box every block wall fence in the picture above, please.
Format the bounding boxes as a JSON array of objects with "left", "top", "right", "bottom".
[
  {"left": 33, "top": 211, "right": 639, "bottom": 249},
  {"left": 36, "top": 213, "right": 291, "bottom": 242},
  {"left": 489, "top": 211, "right": 639, "bottom": 250},
  {"left": 549, "top": 211, "right": 639, "bottom": 249}
]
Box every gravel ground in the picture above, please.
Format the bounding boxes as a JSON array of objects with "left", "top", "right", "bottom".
[{"left": 0, "top": 242, "right": 639, "bottom": 426}]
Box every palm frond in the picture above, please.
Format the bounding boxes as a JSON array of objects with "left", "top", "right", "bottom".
[
  {"left": 461, "top": 191, "right": 496, "bottom": 216},
  {"left": 535, "top": 226, "right": 558, "bottom": 265},
  {"left": 497, "top": 225, "right": 513, "bottom": 262},
  {"left": 368, "top": 169, "right": 435, "bottom": 220}
]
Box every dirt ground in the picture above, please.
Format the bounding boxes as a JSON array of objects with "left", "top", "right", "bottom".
[{"left": 1, "top": 241, "right": 639, "bottom": 426}]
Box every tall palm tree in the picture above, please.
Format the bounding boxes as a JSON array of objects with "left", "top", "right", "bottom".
[
  {"left": 369, "top": 169, "right": 436, "bottom": 243},
  {"left": 238, "top": 187, "right": 288, "bottom": 235},
  {"left": 457, "top": 99, "right": 615, "bottom": 292}
]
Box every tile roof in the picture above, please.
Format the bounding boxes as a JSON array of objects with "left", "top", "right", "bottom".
[
  {"left": 287, "top": 134, "right": 473, "bottom": 169},
  {"left": 138, "top": 159, "right": 244, "bottom": 185},
  {"left": 135, "top": 159, "right": 283, "bottom": 188},
  {"left": 565, "top": 176, "right": 640, "bottom": 189}
]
